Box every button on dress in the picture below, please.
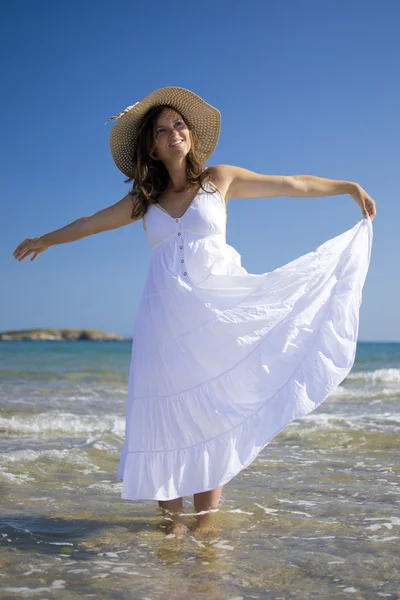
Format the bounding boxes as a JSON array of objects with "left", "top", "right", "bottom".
[{"left": 117, "top": 181, "right": 373, "bottom": 501}]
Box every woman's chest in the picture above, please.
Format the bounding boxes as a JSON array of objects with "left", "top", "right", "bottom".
[{"left": 143, "top": 192, "right": 227, "bottom": 249}]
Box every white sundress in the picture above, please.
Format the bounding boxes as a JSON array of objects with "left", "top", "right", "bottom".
[{"left": 117, "top": 180, "right": 373, "bottom": 501}]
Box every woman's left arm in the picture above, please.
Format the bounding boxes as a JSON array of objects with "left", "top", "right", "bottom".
[{"left": 213, "top": 165, "right": 377, "bottom": 220}]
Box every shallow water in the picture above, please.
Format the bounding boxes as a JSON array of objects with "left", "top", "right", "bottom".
[{"left": 0, "top": 341, "right": 399, "bottom": 599}]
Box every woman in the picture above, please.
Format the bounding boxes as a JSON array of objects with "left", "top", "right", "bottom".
[{"left": 13, "top": 86, "right": 376, "bottom": 537}]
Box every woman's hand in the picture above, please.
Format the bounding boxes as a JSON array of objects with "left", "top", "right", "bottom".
[
  {"left": 350, "top": 184, "right": 377, "bottom": 220},
  {"left": 13, "top": 237, "right": 50, "bottom": 262}
]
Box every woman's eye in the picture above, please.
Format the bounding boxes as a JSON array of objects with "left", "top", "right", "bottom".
[{"left": 156, "top": 122, "right": 183, "bottom": 134}]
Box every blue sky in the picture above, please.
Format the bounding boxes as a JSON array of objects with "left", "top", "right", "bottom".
[{"left": 1, "top": 1, "right": 398, "bottom": 341}]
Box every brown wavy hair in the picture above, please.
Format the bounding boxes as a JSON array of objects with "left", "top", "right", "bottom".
[{"left": 124, "top": 104, "right": 218, "bottom": 220}]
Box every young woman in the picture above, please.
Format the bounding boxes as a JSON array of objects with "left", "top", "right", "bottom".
[{"left": 13, "top": 86, "right": 376, "bottom": 538}]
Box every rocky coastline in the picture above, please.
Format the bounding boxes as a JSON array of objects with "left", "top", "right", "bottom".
[{"left": 0, "top": 328, "right": 130, "bottom": 341}]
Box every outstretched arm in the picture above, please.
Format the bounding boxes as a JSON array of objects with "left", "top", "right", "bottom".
[
  {"left": 212, "top": 164, "right": 376, "bottom": 220},
  {"left": 13, "top": 193, "right": 138, "bottom": 262}
]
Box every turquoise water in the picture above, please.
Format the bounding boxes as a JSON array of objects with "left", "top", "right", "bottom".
[{"left": 0, "top": 341, "right": 399, "bottom": 599}]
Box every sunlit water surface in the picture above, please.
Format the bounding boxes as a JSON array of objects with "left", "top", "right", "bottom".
[{"left": 0, "top": 341, "right": 399, "bottom": 599}]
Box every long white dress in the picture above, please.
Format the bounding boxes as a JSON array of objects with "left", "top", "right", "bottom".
[{"left": 117, "top": 181, "right": 373, "bottom": 501}]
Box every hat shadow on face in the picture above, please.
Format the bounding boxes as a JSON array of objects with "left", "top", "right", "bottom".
[{"left": 151, "top": 106, "right": 193, "bottom": 162}]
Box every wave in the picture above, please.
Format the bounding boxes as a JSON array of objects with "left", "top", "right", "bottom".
[
  {"left": 294, "top": 411, "right": 400, "bottom": 429},
  {"left": 0, "top": 412, "right": 125, "bottom": 436},
  {"left": 0, "top": 447, "right": 104, "bottom": 485},
  {"left": 346, "top": 368, "right": 400, "bottom": 384},
  {"left": 330, "top": 386, "right": 400, "bottom": 400}
]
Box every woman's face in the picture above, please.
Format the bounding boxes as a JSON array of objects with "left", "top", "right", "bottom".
[{"left": 152, "top": 108, "right": 191, "bottom": 163}]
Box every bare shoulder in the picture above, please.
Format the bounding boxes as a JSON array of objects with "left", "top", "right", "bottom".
[
  {"left": 208, "top": 164, "right": 287, "bottom": 201},
  {"left": 207, "top": 164, "right": 237, "bottom": 204},
  {"left": 207, "top": 164, "right": 264, "bottom": 203}
]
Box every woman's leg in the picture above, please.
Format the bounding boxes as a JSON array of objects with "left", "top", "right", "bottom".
[
  {"left": 158, "top": 497, "right": 187, "bottom": 538},
  {"left": 194, "top": 486, "right": 224, "bottom": 511},
  {"left": 192, "top": 486, "right": 224, "bottom": 533},
  {"left": 158, "top": 497, "right": 183, "bottom": 513}
]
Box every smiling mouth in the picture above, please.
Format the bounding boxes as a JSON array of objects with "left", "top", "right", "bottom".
[{"left": 169, "top": 140, "right": 183, "bottom": 147}]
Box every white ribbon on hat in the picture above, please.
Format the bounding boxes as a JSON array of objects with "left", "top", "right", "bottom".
[{"left": 104, "top": 101, "right": 140, "bottom": 125}]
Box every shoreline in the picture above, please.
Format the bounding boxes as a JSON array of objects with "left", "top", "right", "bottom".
[{"left": 0, "top": 328, "right": 131, "bottom": 341}]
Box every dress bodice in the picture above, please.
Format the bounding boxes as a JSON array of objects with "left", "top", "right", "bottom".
[
  {"left": 143, "top": 183, "right": 227, "bottom": 250},
  {"left": 138, "top": 181, "right": 246, "bottom": 291}
]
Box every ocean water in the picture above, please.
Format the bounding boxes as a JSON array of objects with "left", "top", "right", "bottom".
[{"left": 0, "top": 340, "right": 399, "bottom": 599}]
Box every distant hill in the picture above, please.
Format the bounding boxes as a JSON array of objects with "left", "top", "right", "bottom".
[{"left": 0, "top": 328, "right": 131, "bottom": 341}]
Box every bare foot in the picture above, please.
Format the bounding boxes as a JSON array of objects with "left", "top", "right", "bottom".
[
  {"left": 191, "top": 521, "right": 216, "bottom": 536},
  {"left": 190, "top": 512, "right": 219, "bottom": 536},
  {"left": 171, "top": 521, "right": 190, "bottom": 540},
  {"left": 163, "top": 518, "right": 190, "bottom": 540}
]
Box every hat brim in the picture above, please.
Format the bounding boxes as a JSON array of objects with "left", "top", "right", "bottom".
[{"left": 109, "top": 86, "right": 221, "bottom": 178}]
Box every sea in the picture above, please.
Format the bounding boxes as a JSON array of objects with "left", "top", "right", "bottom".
[{"left": 0, "top": 340, "right": 399, "bottom": 599}]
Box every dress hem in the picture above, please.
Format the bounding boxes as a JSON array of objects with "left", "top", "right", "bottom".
[{"left": 117, "top": 218, "right": 373, "bottom": 501}]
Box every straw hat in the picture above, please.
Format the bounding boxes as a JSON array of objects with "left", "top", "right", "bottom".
[{"left": 105, "top": 86, "right": 221, "bottom": 178}]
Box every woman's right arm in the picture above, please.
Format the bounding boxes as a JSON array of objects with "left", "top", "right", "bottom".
[{"left": 13, "top": 193, "right": 138, "bottom": 262}]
